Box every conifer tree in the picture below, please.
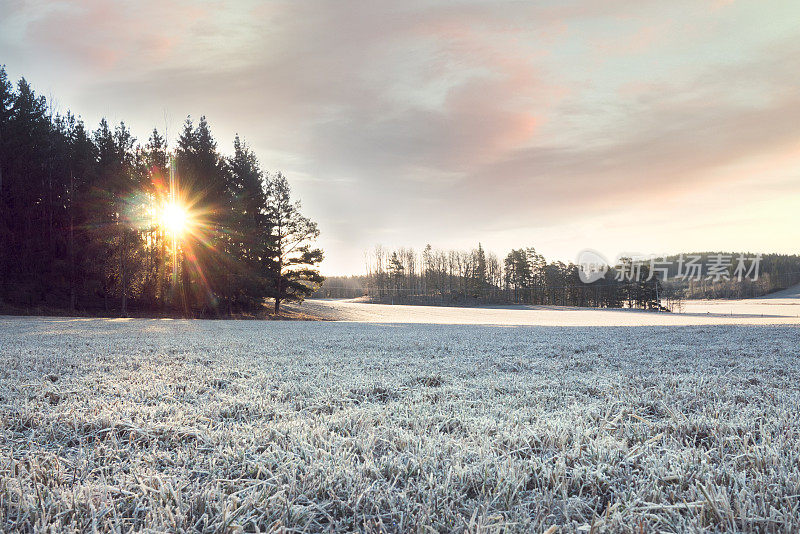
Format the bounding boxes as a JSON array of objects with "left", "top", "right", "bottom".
[
  {"left": 265, "top": 172, "right": 323, "bottom": 314},
  {"left": 227, "top": 135, "right": 270, "bottom": 308}
]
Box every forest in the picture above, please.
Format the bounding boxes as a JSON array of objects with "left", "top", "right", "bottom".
[
  {"left": 317, "top": 245, "right": 671, "bottom": 309},
  {"left": 315, "top": 245, "right": 800, "bottom": 310},
  {"left": 0, "top": 67, "right": 323, "bottom": 316}
]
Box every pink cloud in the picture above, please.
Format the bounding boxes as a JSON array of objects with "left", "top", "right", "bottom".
[{"left": 22, "top": 0, "right": 206, "bottom": 71}]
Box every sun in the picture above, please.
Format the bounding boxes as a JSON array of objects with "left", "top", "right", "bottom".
[{"left": 161, "top": 201, "right": 188, "bottom": 236}]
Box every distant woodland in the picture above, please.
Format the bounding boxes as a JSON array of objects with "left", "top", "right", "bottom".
[
  {"left": 315, "top": 246, "right": 800, "bottom": 310},
  {"left": 3, "top": 67, "right": 797, "bottom": 317},
  {"left": 0, "top": 68, "right": 322, "bottom": 316}
]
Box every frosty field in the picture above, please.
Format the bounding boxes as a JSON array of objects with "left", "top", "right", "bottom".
[
  {"left": 2, "top": 316, "right": 800, "bottom": 532},
  {"left": 295, "top": 297, "right": 800, "bottom": 326}
]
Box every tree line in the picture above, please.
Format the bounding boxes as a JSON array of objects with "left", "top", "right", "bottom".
[
  {"left": 316, "top": 246, "right": 800, "bottom": 310},
  {"left": 316, "top": 245, "right": 671, "bottom": 310},
  {"left": 0, "top": 67, "right": 323, "bottom": 316},
  {"left": 658, "top": 253, "right": 800, "bottom": 299}
]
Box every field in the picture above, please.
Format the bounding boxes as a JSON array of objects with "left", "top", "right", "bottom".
[
  {"left": 295, "top": 297, "right": 800, "bottom": 326},
  {"left": 1, "top": 309, "right": 800, "bottom": 532}
]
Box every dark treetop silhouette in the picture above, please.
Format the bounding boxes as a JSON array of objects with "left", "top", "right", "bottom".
[{"left": 0, "top": 67, "right": 323, "bottom": 316}]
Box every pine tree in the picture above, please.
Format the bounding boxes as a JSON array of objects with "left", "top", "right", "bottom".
[
  {"left": 474, "top": 243, "right": 487, "bottom": 297},
  {"left": 94, "top": 119, "right": 139, "bottom": 314},
  {"left": 227, "top": 135, "right": 270, "bottom": 309},
  {"left": 265, "top": 172, "right": 323, "bottom": 314},
  {"left": 0, "top": 71, "right": 328, "bottom": 315},
  {"left": 0, "top": 66, "right": 12, "bottom": 199},
  {"left": 175, "top": 116, "right": 231, "bottom": 313},
  {"left": 136, "top": 129, "right": 168, "bottom": 306},
  {"left": 388, "top": 252, "right": 404, "bottom": 297},
  {"left": 5, "top": 78, "right": 51, "bottom": 301},
  {"left": 0, "top": 69, "right": 16, "bottom": 298},
  {"left": 66, "top": 117, "right": 98, "bottom": 310}
]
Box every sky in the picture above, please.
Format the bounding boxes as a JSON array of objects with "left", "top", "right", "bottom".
[{"left": 2, "top": 0, "right": 799, "bottom": 274}]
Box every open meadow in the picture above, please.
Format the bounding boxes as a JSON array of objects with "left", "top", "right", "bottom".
[
  {"left": 294, "top": 297, "right": 800, "bottom": 326},
  {"left": 2, "top": 310, "right": 799, "bottom": 532}
]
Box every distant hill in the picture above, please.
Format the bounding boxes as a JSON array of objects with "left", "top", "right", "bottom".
[
  {"left": 759, "top": 283, "right": 800, "bottom": 300},
  {"left": 658, "top": 253, "right": 800, "bottom": 299}
]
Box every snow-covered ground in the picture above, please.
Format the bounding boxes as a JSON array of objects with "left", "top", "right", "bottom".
[
  {"left": 293, "top": 291, "right": 800, "bottom": 326},
  {"left": 680, "top": 291, "right": 800, "bottom": 320},
  {"left": 2, "top": 316, "right": 799, "bottom": 531}
]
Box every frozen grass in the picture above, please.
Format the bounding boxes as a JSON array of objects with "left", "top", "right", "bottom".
[{"left": 1, "top": 317, "right": 800, "bottom": 532}]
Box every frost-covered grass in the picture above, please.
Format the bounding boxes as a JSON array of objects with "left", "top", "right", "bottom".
[{"left": 1, "top": 317, "right": 800, "bottom": 532}]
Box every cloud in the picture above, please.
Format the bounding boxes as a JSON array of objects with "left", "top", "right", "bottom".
[
  {"left": 5, "top": 0, "right": 207, "bottom": 71},
  {"left": 2, "top": 0, "right": 799, "bottom": 273},
  {"left": 457, "top": 35, "right": 800, "bottom": 223}
]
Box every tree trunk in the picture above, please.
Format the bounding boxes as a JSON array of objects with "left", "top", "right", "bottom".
[
  {"left": 120, "top": 232, "right": 128, "bottom": 316},
  {"left": 181, "top": 251, "right": 191, "bottom": 317},
  {"left": 159, "top": 228, "right": 166, "bottom": 309},
  {"left": 69, "top": 171, "right": 76, "bottom": 312},
  {"left": 274, "top": 257, "right": 282, "bottom": 315}
]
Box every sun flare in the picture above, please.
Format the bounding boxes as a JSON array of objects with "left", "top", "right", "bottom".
[{"left": 161, "top": 202, "right": 188, "bottom": 236}]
